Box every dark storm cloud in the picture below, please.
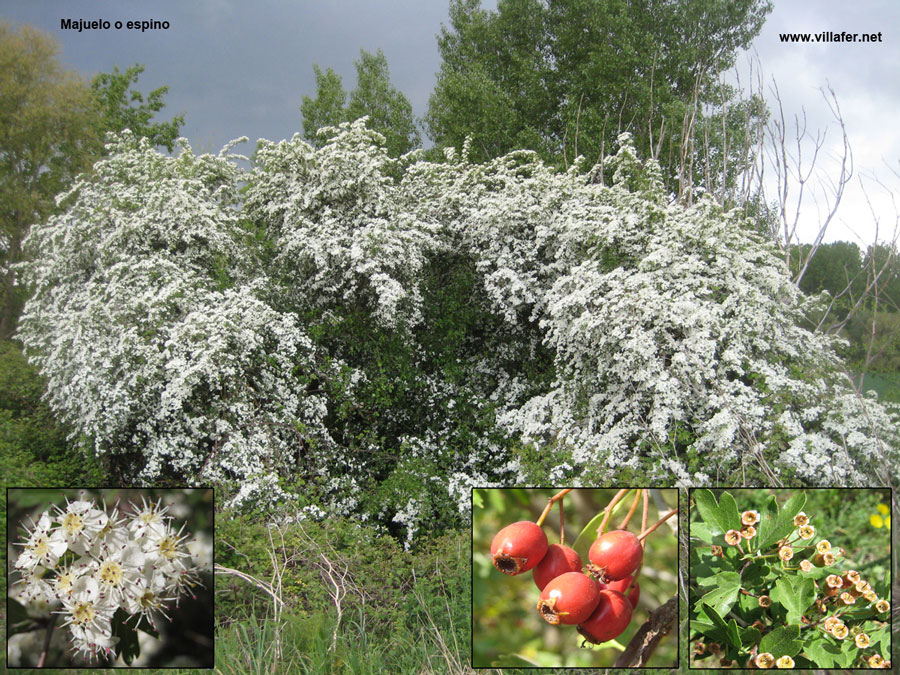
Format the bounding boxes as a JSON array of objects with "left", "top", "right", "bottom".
[{"left": 2, "top": 0, "right": 451, "bottom": 151}]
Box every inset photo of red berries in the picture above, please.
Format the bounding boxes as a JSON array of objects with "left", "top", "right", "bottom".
[{"left": 473, "top": 488, "right": 679, "bottom": 668}]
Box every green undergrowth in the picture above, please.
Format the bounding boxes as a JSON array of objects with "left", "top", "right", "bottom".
[{"left": 214, "top": 514, "right": 471, "bottom": 673}]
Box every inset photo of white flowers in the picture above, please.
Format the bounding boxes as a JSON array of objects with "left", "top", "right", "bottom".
[{"left": 6, "top": 487, "right": 214, "bottom": 668}]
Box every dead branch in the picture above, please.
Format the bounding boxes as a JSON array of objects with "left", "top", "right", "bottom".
[{"left": 613, "top": 595, "right": 678, "bottom": 667}]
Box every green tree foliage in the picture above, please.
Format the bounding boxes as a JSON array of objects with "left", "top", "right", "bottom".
[
  {"left": 793, "top": 241, "right": 863, "bottom": 316},
  {"left": 300, "top": 64, "right": 347, "bottom": 139},
  {"left": 426, "top": 0, "right": 771, "bottom": 197},
  {"left": 91, "top": 63, "right": 185, "bottom": 152},
  {"left": 301, "top": 48, "right": 420, "bottom": 156},
  {"left": 0, "top": 20, "right": 103, "bottom": 339}
]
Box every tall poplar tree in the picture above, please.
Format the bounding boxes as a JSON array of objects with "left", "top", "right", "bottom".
[
  {"left": 301, "top": 48, "right": 420, "bottom": 156},
  {"left": 426, "top": 0, "right": 771, "bottom": 198}
]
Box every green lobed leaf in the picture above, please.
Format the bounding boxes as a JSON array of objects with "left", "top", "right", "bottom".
[
  {"left": 694, "top": 489, "right": 734, "bottom": 536},
  {"left": 740, "top": 626, "right": 762, "bottom": 648},
  {"left": 701, "top": 572, "right": 742, "bottom": 618},
  {"left": 757, "top": 492, "right": 806, "bottom": 550},
  {"left": 834, "top": 636, "right": 858, "bottom": 668},
  {"left": 713, "top": 570, "right": 742, "bottom": 588},
  {"left": 690, "top": 604, "right": 727, "bottom": 644},
  {"left": 717, "top": 491, "right": 741, "bottom": 534},
  {"left": 773, "top": 575, "right": 816, "bottom": 625},
  {"left": 755, "top": 495, "right": 779, "bottom": 550},
  {"left": 690, "top": 520, "right": 715, "bottom": 544},
  {"left": 758, "top": 624, "right": 803, "bottom": 658},
  {"left": 6, "top": 597, "right": 40, "bottom": 638},
  {"left": 802, "top": 637, "right": 841, "bottom": 669}
]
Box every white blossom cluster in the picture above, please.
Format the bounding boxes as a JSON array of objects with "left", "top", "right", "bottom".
[
  {"left": 17, "top": 121, "right": 900, "bottom": 535},
  {"left": 11, "top": 496, "right": 201, "bottom": 663},
  {"left": 244, "top": 123, "right": 442, "bottom": 329},
  {"left": 18, "top": 133, "right": 339, "bottom": 507}
]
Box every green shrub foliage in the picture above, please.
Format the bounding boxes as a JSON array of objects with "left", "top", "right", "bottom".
[{"left": 18, "top": 120, "right": 899, "bottom": 538}]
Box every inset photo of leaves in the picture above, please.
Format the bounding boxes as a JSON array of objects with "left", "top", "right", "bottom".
[
  {"left": 6, "top": 487, "right": 214, "bottom": 669},
  {"left": 689, "top": 488, "right": 892, "bottom": 669},
  {"left": 473, "top": 487, "right": 678, "bottom": 669}
]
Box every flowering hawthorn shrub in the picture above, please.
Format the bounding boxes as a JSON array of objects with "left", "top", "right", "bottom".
[
  {"left": 8, "top": 492, "right": 208, "bottom": 667},
  {"left": 17, "top": 120, "right": 900, "bottom": 533},
  {"left": 689, "top": 489, "right": 891, "bottom": 669}
]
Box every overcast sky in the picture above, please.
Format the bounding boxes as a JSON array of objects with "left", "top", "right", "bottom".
[{"left": 3, "top": 0, "right": 898, "bottom": 245}]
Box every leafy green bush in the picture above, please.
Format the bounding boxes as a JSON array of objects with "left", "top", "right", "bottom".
[
  {"left": 690, "top": 489, "right": 891, "bottom": 669},
  {"left": 0, "top": 340, "right": 105, "bottom": 488},
  {"left": 215, "top": 513, "right": 469, "bottom": 647}
]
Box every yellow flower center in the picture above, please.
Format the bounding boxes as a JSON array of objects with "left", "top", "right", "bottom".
[
  {"left": 62, "top": 512, "right": 84, "bottom": 536},
  {"left": 99, "top": 559, "right": 124, "bottom": 586},
  {"left": 30, "top": 536, "right": 50, "bottom": 558},
  {"left": 72, "top": 601, "right": 96, "bottom": 625},
  {"left": 139, "top": 590, "right": 157, "bottom": 608},
  {"left": 158, "top": 536, "right": 178, "bottom": 560},
  {"left": 56, "top": 572, "right": 74, "bottom": 594}
]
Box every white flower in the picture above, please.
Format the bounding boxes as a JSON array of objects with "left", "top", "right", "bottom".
[
  {"left": 51, "top": 498, "right": 109, "bottom": 556},
  {"left": 57, "top": 575, "right": 117, "bottom": 662},
  {"left": 14, "top": 512, "right": 67, "bottom": 571},
  {"left": 128, "top": 496, "right": 171, "bottom": 540}
]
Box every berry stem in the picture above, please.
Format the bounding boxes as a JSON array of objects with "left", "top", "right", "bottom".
[
  {"left": 618, "top": 488, "right": 642, "bottom": 531},
  {"left": 640, "top": 489, "right": 649, "bottom": 549},
  {"left": 596, "top": 489, "right": 629, "bottom": 537},
  {"left": 536, "top": 489, "right": 573, "bottom": 527},
  {"left": 637, "top": 507, "right": 678, "bottom": 542},
  {"left": 559, "top": 498, "right": 566, "bottom": 546}
]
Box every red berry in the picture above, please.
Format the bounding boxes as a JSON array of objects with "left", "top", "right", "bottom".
[
  {"left": 490, "top": 521, "right": 548, "bottom": 575},
  {"left": 577, "top": 589, "right": 633, "bottom": 644},
  {"left": 600, "top": 576, "right": 641, "bottom": 609},
  {"left": 588, "top": 529, "right": 643, "bottom": 581},
  {"left": 537, "top": 572, "right": 601, "bottom": 625},
  {"left": 532, "top": 544, "right": 583, "bottom": 590}
]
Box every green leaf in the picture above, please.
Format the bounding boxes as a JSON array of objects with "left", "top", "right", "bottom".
[
  {"left": 724, "top": 620, "right": 742, "bottom": 651},
  {"left": 740, "top": 626, "right": 762, "bottom": 648},
  {"left": 802, "top": 638, "right": 840, "bottom": 668},
  {"left": 493, "top": 653, "right": 541, "bottom": 667},
  {"left": 773, "top": 575, "right": 816, "bottom": 625},
  {"left": 713, "top": 571, "right": 742, "bottom": 589},
  {"left": 757, "top": 492, "right": 806, "bottom": 550},
  {"left": 690, "top": 521, "right": 715, "bottom": 544},
  {"left": 472, "top": 489, "right": 484, "bottom": 509},
  {"left": 136, "top": 621, "right": 159, "bottom": 639},
  {"left": 690, "top": 604, "right": 729, "bottom": 647},
  {"left": 834, "top": 636, "right": 858, "bottom": 668},
  {"left": 718, "top": 491, "right": 741, "bottom": 534},
  {"left": 758, "top": 624, "right": 803, "bottom": 658},
  {"left": 694, "top": 489, "right": 736, "bottom": 536},
  {"left": 741, "top": 559, "right": 771, "bottom": 583},
  {"left": 700, "top": 572, "right": 742, "bottom": 618},
  {"left": 111, "top": 607, "right": 140, "bottom": 665},
  {"left": 755, "top": 495, "right": 779, "bottom": 549}
]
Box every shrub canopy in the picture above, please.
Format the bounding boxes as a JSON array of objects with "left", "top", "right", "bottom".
[{"left": 19, "top": 120, "right": 899, "bottom": 538}]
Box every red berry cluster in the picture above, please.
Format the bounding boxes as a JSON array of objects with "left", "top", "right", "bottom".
[{"left": 490, "top": 522, "right": 643, "bottom": 645}]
